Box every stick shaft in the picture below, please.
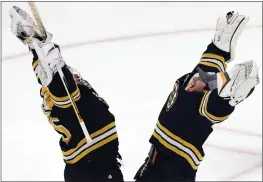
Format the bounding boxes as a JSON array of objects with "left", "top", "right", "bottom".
[
  {"left": 28, "top": 2, "right": 47, "bottom": 40},
  {"left": 28, "top": 2, "right": 92, "bottom": 142}
]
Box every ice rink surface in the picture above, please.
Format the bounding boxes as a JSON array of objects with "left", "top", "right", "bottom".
[{"left": 2, "top": 2, "right": 262, "bottom": 181}]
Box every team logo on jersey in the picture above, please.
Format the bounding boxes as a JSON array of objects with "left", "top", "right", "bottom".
[{"left": 166, "top": 80, "right": 180, "bottom": 111}]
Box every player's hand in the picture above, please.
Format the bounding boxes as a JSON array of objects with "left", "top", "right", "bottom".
[{"left": 213, "top": 11, "right": 249, "bottom": 62}]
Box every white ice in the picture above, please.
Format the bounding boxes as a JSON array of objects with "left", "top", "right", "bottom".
[{"left": 2, "top": 2, "right": 262, "bottom": 181}]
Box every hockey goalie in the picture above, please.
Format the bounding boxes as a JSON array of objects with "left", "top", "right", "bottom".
[
  {"left": 9, "top": 6, "right": 124, "bottom": 182},
  {"left": 134, "top": 11, "right": 260, "bottom": 182}
]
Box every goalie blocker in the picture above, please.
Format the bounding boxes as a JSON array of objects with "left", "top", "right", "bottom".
[{"left": 9, "top": 6, "right": 124, "bottom": 182}]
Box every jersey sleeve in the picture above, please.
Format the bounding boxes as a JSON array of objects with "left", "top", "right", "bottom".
[
  {"left": 47, "top": 66, "right": 81, "bottom": 109},
  {"left": 199, "top": 89, "right": 235, "bottom": 124},
  {"left": 31, "top": 49, "right": 81, "bottom": 109},
  {"left": 31, "top": 49, "right": 42, "bottom": 85},
  {"left": 193, "top": 42, "right": 231, "bottom": 73}
]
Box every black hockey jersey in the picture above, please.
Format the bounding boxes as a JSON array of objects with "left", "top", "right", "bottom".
[
  {"left": 149, "top": 43, "right": 235, "bottom": 178},
  {"left": 31, "top": 50, "right": 119, "bottom": 166}
]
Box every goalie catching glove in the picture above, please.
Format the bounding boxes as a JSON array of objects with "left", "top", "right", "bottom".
[
  {"left": 9, "top": 6, "right": 64, "bottom": 87},
  {"left": 9, "top": 6, "right": 53, "bottom": 47}
]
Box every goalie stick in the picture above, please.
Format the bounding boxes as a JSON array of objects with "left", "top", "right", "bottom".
[{"left": 28, "top": 2, "right": 92, "bottom": 142}]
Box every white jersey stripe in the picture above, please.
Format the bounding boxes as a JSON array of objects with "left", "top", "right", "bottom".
[
  {"left": 63, "top": 127, "right": 117, "bottom": 161},
  {"left": 155, "top": 126, "right": 201, "bottom": 166}
]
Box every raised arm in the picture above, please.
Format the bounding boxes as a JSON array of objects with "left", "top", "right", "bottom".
[
  {"left": 31, "top": 45, "right": 81, "bottom": 109},
  {"left": 199, "top": 60, "right": 259, "bottom": 124},
  {"left": 193, "top": 11, "right": 249, "bottom": 74}
]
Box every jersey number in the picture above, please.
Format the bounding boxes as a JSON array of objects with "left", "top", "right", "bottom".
[{"left": 49, "top": 117, "right": 72, "bottom": 144}]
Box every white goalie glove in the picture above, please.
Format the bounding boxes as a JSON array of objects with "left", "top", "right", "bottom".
[
  {"left": 213, "top": 11, "right": 249, "bottom": 62},
  {"left": 33, "top": 40, "right": 65, "bottom": 87},
  {"left": 217, "top": 60, "right": 260, "bottom": 106},
  {"left": 9, "top": 6, "right": 52, "bottom": 47},
  {"left": 10, "top": 6, "right": 63, "bottom": 87}
]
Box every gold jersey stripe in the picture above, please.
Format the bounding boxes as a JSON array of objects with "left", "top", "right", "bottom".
[
  {"left": 53, "top": 94, "right": 81, "bottom": 109},
  {"left": 41, "top": 87, "right": 48, "bottom": 96},
  {"left": 199, "top": 91, "right": 209, "bottom": 116},
  {"left": 63, "top": 122, "right": 116, "bottom": 156},
  {"left": 219, "top": 72, "right": 228, "bottom": 87},
  {"left": 153, "top": 132, "right": 198, "bottom": 170},
  {"left": 32, "top": 59, "right": 40, "bottom": 70},
  {"left": 199, "top": 61, "right": 223, "bottom": 72},
  {"left": 49, "top": 87, "right": 80, "bottom": 102},
  {"left": 201, "top": 53, "right": 226, "bottom": 69},
  {"left": 65, "top": 133, "right": 118, "bottom": 164},
  {"left": 90, "top": 122, "right": 116, "bottom": 139},
  {"left": 157, "top": 121, "right": 203, "bottom": 161},
  {"left": 203, "top": 92, "right": 230, "bottom": 121}
]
